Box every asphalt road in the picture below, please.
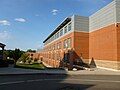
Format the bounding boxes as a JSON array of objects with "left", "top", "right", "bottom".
[{"left": 0, "top": 74, "right": 120, "bottom": 90}]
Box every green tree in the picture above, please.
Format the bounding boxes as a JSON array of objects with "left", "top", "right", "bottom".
[
  {"left": 18, "top": 53, "right": 29, "bottom": 63},
  {"left": 4, "top": 50, "right": 14, "bottom": 59},
  {"left": 13, "top": 48, "right": 24, "bottom": 65},
  {"left": 34, "top": 58, "right": 38, "bottom": 62},
  {"left": 27, "top": 49, "right": 36, "bottom": 53}
]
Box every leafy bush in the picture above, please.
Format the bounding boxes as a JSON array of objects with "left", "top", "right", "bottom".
[
  {"left": 18, "top": 53, "right": 29, "bottom": 63},
  {"left": 28, "top": 60, "right": 31, "bottom": 64},
  {"left": 34, "top": 58, "right": 38, "bottom": 62}
]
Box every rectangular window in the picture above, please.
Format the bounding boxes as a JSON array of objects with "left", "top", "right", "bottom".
[
  {"left": 55, "top": 44, "right": 57, "bottom": 50},
  {"left": 57, "top": 32, "right": 59, "bottom": 38},
  {"left": 68, "top": 38, "right": 71, "bottom": 48},
  {"left": 57, "top": 43, "right": 59, "bottom": 49},
  {"left": 60, "top": 29, "right": 63, "bottom": 36},
  {"left": 59, "top": 42, "right": 62, "bottom": 49},
  {"left": 52, "top": 36, "right": 54, "bottom": 41},
  {"left": 54, "top": 44, "right": 55, "bottom": 50},
  {"left": 53, "top": 35, "right": 55, "bottom": 40},
  {"left": 57, "top": 53, "right": 59, "bottom": 60},
  {"left": 52, "top": 45, "right": 54, "bottom": 50},
  {"left": 51, "top": 36, "right": 53, "bottom": 42},
  {"left": 64, "top": 26, "right": 67, "bottom": 34},
  {"left": 64, "top": 39, "right": 67, "bottom": 49},
  {"left": 55, "top": 34, "right": 57, "bottom": 39},
  {"left": 68, "top": 23, "right": 71, "bottom": 31},
  {"left": 53, "top": 53, "right": 54, "bottom": 59}
]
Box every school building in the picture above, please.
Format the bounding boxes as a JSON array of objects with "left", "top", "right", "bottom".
[{"left": 42, "top": 0, "right": 120, "bottom": 70}]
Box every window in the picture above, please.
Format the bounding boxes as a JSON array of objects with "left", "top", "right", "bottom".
[
  {"left": 64, "top": 39, "right": 67, "bottom": 48},
  {"left": 55, "top": 33, "right": 57, "bottom": 39},
  {"left": 59, "top": 42, "right": 62, "bottom": 49},
  {"left": 52, "top": 36, "right": 54, "bottom": 41},
  {"left": 53, "top": 53, "right": 54, "bottom": 59},
  {"left": 68, "top": 38, "right": 71, "bottom": 48},
  {"left": 64, "top": 26, "right": 67, "bottom": 34},
  {"left": 53, "top": 35, "right": 55, "bottom": 40},
  {"left": 52, "top": 45, "right": 54, "bottom": 50},
  {"left": 60, "top": 29, "right": 63, "bottom": 36},
  {"left": 68, "top": 23, "right": 71, "bottom": 31},
  {"left": 57, "top": 53, "right": 59, "bottom": 60},
  {"left": 57, "top": 43, "right": 59, "bottom": 49},
  {"left": 57, "top": 32, "right": 59, "bottom": 38},
  {"left": 54, "top": 44, "right": 55, "bottom": 50},
  {"left": 55, "top": 44, "right": 57, "bottom": 50}
]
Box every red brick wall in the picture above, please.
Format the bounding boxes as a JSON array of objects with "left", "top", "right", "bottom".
[
  {"left": 74, "top": 32, "right": 89, "bottom": 62},
  {"left": 43, "top": 32, "right": 74, "bottom": 67},
  {"left": 43, "top": 23, "right": 120, "bottom": 68},
  {"left": 116, "top": 23, "right": 120, "bottom": 61},
  {"left": 89, "top": 24, "right": 117, "bottom": 61},
  {"left": 27, "top": 52, "right": 40, "bottom": 60}
]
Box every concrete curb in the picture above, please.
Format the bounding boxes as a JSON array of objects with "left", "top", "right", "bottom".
[
  {"left": 0, "top": 73, "right": 68, "bottom": 76},
  {"left": 1, "top": 71, "right": 120, "bottom": 76},
  {"left": 1, "top": 73, "right": 120, "bottom": 76}
]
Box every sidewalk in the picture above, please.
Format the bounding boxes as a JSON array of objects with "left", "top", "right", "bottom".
[{"left": 0, "top": 65, "right": 120, "bottom": 76}]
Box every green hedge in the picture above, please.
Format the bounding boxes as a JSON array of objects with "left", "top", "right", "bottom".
[{"left": 15, "top": 63, "right": 46, "bottom": 70}]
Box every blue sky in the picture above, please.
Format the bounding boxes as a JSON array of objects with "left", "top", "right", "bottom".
[{"left": 0, "top": 0, "right": 112, "bottom": 51}]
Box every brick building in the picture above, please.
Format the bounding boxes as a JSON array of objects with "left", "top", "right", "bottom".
[
  {"left": 43, "top": 0, "right": 120, "bottom": 70},
  {"left": 27, "top": 49, "right": 44, "bottom": 63}
]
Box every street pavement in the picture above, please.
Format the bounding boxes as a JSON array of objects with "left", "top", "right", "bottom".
[
  {"left": 0, "top": 74, "right": 120, "bottom": 90},
  {"left": 0, "top": 65, "right": 120, "bottom": 90}
]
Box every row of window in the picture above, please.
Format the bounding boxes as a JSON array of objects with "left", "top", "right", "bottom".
[
  {"left": 43, "top": 53, "right": 61, "bottom": 60},
  {"left": 44, "top": 42, "right": 62, "bottom": 51},
  {"left": 43, "top": 51, "right": 70, "bottom": 62},
  {"left": 44, "top": 22, "right": 72, "bottom": 45},
  {"left": 44, "top": 38, "right": 71, "bottom": 52},
  {"left": 64, "top": 38, "right": 71, "bottom": 48}
]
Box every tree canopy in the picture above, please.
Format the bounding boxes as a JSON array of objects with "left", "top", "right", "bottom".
[{"left": 27, "top": 49, "right": 36, "bottom": 53}]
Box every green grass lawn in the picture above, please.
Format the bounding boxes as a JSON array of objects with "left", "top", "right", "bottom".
[{"left": 16, "top": 63, "right": 46, "bottom": 70}]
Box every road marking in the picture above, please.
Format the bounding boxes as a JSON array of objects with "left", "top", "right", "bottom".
[
  {"left": 66, "top": 79, "right": 120, "bottom": 83},
  {"left": 0, "top": 79, "right": 120, "bottom": 85},
  {"left": 0, "top": 81, "right": 25, "bottom": 85},
  {"left": 26, "top": 79, "right": 120, "bottom": 83},
  {"left": 42, "top": 79, "right": 120, "bottom": 83},
  {"left": 27, "top": 79, "right": 43, "bottom": 82}
]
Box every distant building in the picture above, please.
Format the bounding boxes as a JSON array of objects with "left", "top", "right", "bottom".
[
  {"left": 27, "top": 50, "right": 43, "bottom": 63},
  {"left": 43, "top": 0, "right": 120, "bottom": 70}
]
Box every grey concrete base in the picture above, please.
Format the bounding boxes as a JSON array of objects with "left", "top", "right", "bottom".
[{"left": 0, "top": 66, "right": 120, "bottom": 76}]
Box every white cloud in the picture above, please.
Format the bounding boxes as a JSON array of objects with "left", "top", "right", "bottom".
[
  {"left": 0, "top": 31, "right": 11, "bottom": 42},
  {"left": 15, "top": 18, "right": 26, "bottom": 22},
  {"left": 0, "top": 20, "right": 10, "bottom": 26},
  {"left": 51, "top": 9, "right": 58, "bottom": 15}
]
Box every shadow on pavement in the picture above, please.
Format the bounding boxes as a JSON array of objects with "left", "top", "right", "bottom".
[{"left": 0, "top": 74, "right": 95, "bottom": 90}]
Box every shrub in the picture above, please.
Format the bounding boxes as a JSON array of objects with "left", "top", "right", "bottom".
[
  {"left": 34, "top": 58, "right": 38, "bottom": 62},
  {"left": 28, "top": 60, "right": 31, "bottom": 64}
]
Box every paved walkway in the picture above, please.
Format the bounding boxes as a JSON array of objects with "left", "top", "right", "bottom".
[{"left": 0, "top": 65, "right": 120, "bottom": 76}]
